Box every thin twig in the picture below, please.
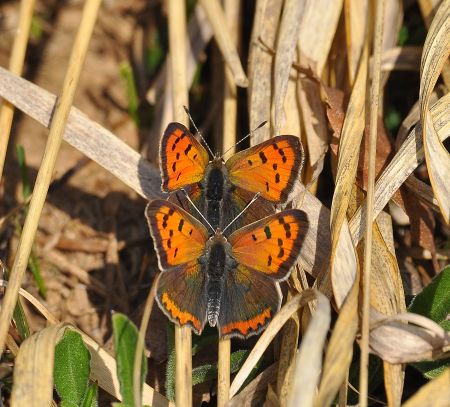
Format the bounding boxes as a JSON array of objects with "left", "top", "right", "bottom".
[
  {"left": 167, "top": 1, "right": 192, "bottom": 406},
  {"left": 0, "top": 0, "right": 103, "bottom": 355},
  {"left": 0, "top": 0, "right": 35, "bottom": 176},
  {"left": 133, "top": 274, "right": 161, "bottom": 407},
  {"left": 198, "top": 0, "right": 248, "bottom": 88},
  {"left": 218, "top": 2, "right": 239, "bottom": 400},
  {"left": 359, "top": 1, "right": 385, "bottom": 405}
]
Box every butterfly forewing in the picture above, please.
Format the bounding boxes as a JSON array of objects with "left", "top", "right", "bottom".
[
  {"left": 225, "top": 135, "right": 303, "bottom": 203},
  {"left": 160, "top": 123, "right": 209, "bottom": 191},
  {"left": 146, "top": 200, "right": 208, "bottom": 269},
  {"left": 229, "top": 209, "right": 309, "bottom": 280}
]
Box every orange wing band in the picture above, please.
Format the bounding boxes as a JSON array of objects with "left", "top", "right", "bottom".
[{"left": 220, "top": 308, "right": 272, "bottom": 337}]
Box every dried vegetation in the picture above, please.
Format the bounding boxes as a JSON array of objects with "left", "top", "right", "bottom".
[{"left": 0, "top": 0, "right": 449, "bottom": 406}]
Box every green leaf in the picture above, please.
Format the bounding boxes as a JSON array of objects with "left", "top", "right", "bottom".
[
  {"left": 408, "top": 267, "right": 450, "bottom": 379},
  {"left": 54, "top": 330, "right": 91, "bottom": 406},
  {"left": 408, "top": 266, "right": 450, "bottom": 323},
  {"left": 192, "top": 349, "right": 251, "bottom": 387},
  {"left": 15, "top": 144, "right": 31, "bottom": 201},
  {"left": 15, "top": 144, "right": 47, "bottom": 298},
  {"left": 81, "top": 382, "right": 98, "bottom": 407},
  {"left": 112, "top": 313, "right": 147, "bottom": 406},
  {"left": 192, "top": 363, "right": 216, "bottom": 386}
]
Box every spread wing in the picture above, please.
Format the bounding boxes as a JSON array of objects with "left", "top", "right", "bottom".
[
  {"left": 225, "top": 135, "right": 303, "bottom": 203},
  {"left": 160, "top": 122, "right": 209, "bottom": 191}
]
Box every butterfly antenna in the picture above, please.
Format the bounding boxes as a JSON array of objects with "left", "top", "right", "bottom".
[
  {"left": 180, "top": 188, "right": 215, "bottom": 234},
  {"left": 183, "top": 105, "right": 215, "bottom": 158},
  {"left": 222, "top": 192, "right": 261, "bottom": 234},
  {"left": 220, "top": 120, "right": 268, "bottom": 160}
]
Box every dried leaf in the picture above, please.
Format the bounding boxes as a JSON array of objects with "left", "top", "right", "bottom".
[
  {"left": 419, "top": 0, "right": 450, "bottom": 223},
  {"left": 369, "top": 312, "right": 450, "bottom": 363},
  {"left": 349, "top": 91, "right": 450, "bottom": 244},
  {"left": 314, "top": 271, "right": 359, "bottom": 406},
  {"left": 287, "top": 292, "right": 331, "bottom": 407},
  {"left": 329, "top": 42, "right": 368, "bottom": 305}
]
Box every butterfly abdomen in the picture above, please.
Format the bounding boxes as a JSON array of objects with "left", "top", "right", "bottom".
[{"left": 205, "top": 239, "right": 232, "bottom": 327}]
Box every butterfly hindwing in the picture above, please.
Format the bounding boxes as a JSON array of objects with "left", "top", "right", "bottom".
[
  {"left": 226, "top": 135, "right": 303, "bottom": 203},
  {"left": 146, "top": 199, "right": 208, "bottom": 269},
  {"left": 157, "top": 263, "right": 207, "bottom": 335},
  {"left": 160, "top": 123, "right": 209, "bottom": 192},
  {"left": 228, "top": 209, "right": 309, "bottom": 280},
  {"left": 218, "top": 264, "right": 281, "bottom": 338}
]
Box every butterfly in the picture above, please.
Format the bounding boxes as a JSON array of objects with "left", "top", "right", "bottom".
[
  {"left": 146, "top": 199, "right": 309, "bottom": 338},
  {"left": 160, "top": 122, "right": 304, "bottom": 233}
]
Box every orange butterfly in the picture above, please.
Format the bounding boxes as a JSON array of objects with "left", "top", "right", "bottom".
[
  {"left": 146, "top": 199, "right": 308, "bottom": 338},
  {"left": 160, "top": 123, "right": 304, "bottom": 233}
]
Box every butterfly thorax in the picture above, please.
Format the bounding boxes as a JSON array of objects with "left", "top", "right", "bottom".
[
  {"left": 199, "top": 159, "right": 234, "bottom": 230},
  {"left": 201, "top": 235, "right": 237, "bottom": 327}
]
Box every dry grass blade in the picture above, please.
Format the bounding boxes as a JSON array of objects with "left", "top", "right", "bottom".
[
  {"left": 11, "top": 323, "right": 68, "bottom": 406},
  {"left": 0, "top": 0, "right": 102, "bottom": 356},
  {"left": 417, "top": 0, "right": 450, "bottom": 88},
  {"left": 0, "top": 0, "right": 35, "bottom": 176},
  {"left": 344, "top": 0, "right": 368, "bottom": 84},
  {"left": 248, "top": 0, "right": 283, "bottom": 144},
  {"left": 287, "top": 292, "right": 331, "bottom": 407},
  {"left": 146, "top": 4, "right": 213, "bottom": 104},
  {"left": 298, "top": 0, "right": 343, "bottom": 75},
  {"left": 272, "top": 0, "right": 303, "bottom": 134},
  {"left": 198, "top": 0, "right": 248, "bottom": 88},
  {"left": 0, "top": 281, "right": 58, "bottom": 324},
  {"left": 275, "top": 300, "right": 299, "bottom": 405},
  {"left": 314, "top": 270, "right": 359, "bottom": 407},
  {"left": 218, "top": 338, "right": 231, "bottom": 407},
  {"left": 229, "top": 290, "right": 316, "bottom": 398},
  {"left": 329, "top": 41, "right": 368, "bottom": 306},
  {"left": 367, "top": 213, "right": 405, "bottom": 405},
  {"left": 402, "top": 367, "right": 450, "bottom": 407},
  {"left": 225, "top": 363, "right": 278, "bottom": 407},
  {"left": 360, "top": 1, "right": 385, "bottom": 404},
  {"left": 146, "top": 4, "right": 213, "bottom": 161},
  {"left": 0, "top": 67, "right": 162, "bottom": 200},
  {"left": 419, "top": 0, "right": 450, "bottom": 223},
  {"left": 297, "top": 73, "right": 328, "bottom": 183}
]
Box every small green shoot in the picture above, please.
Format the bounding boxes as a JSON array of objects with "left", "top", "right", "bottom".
[
  {"left": 54, "top": 330, "right": 95, "bottom": 407},
  {"left": 408, "top": 266, "right": 450, "bottom": 378},
  {"left": 119, "top": 62, "right": 140, "bottom": 126},
  {"left": 112, "top": 313, "right": 147, "bottom": 407}
]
